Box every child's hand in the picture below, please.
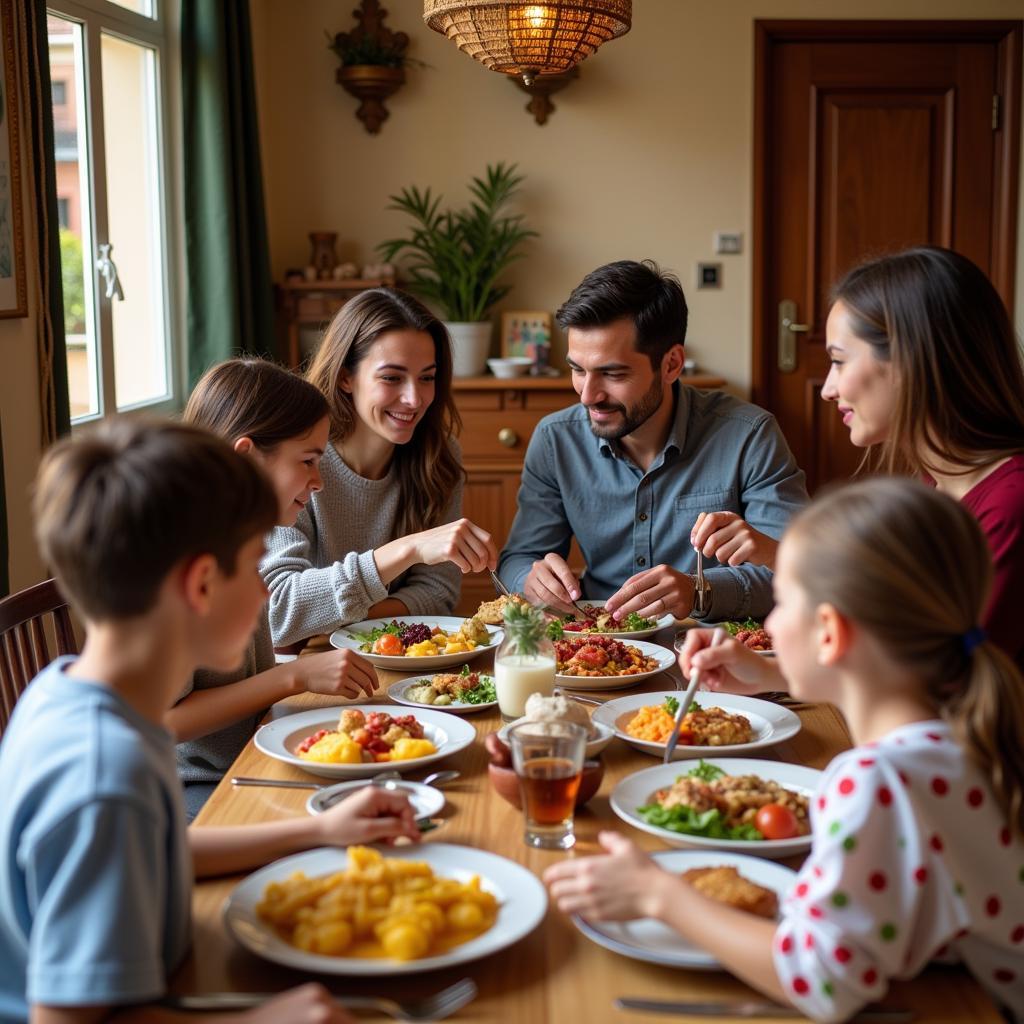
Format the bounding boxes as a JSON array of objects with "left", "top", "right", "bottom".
[
  {"left": 677, "top": 629, "right": 783, "bottom": 696},
  {"left": 244, "top": 982, "right": 354, "bottom": 1022},
  {"left": 297, "top": 649, "right": 378, "bottom": 699},
  {"left": 544, "top": 831, "right": 669, "bottom": 921},
  {"left": 315, "top": 784, "right": 421, "bottom": 846},
  {"left": 691, "top": 511, "right": 779, "bottom": 569}
]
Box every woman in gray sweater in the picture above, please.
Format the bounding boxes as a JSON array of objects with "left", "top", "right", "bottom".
[{"left": 262, "top": 289, "right": 497, "bottom": 647}]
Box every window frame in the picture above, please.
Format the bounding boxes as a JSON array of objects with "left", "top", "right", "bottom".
[{"left": 48, "top": 0, "right": 185, "bottom": 425}]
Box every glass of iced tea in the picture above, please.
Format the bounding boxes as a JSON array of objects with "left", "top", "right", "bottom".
[{"left": 507, "top": 720, "right": 587, "bottom": 849}]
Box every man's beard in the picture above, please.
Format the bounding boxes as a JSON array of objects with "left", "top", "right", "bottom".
[{"left": 585, "top": 373, "right": 664, "bottom": 441}]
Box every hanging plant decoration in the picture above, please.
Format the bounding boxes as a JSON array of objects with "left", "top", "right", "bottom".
[{"left": 328, "top": 0, "right": 415, "bottom": 134}]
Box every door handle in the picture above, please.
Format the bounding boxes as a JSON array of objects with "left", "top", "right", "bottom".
[{"left": 778, "top": 299, "right": 809, "bottom": 373}]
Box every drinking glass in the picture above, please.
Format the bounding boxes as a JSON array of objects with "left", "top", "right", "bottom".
[
  {"left": 494, "top": 634, "right": 556, "bottom": 721},
  {"left": 508, "top": 720, "right": 586, "bottom": 849}
]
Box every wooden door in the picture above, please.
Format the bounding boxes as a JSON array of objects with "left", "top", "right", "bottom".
[{"left": 753, "top": 21, "right": 1021, "bottom": 492}]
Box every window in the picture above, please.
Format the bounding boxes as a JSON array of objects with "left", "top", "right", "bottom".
[{"left": 48, "top": 2, "right": 181, "bottom": 423}]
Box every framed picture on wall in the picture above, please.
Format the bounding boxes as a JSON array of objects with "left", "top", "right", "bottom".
[
  {"left": 501, "top": 310, "right": 552, "bottom": 367},
  {"left": 0, "top": 0, "right": 26, "bottom": 319}
]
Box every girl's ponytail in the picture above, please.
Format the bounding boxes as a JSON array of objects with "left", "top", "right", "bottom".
[{"left": 945, "top": 640, "right": 1024, "bottom": 837}]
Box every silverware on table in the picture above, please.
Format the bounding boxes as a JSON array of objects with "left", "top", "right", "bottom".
[
  {"left": 488, "top": 568, "right": 512, "bottom": 598},
  {"left": 615, "top": 998, "right": 912, "bottom": 1022},
  {"left": 231, "top": 776, "right": 322, "bottom": 791},
  {"left": 164, "top": 976, "right": 478, "bottom": 1020}
]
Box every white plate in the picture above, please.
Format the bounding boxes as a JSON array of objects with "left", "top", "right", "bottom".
[
  {"left": 497, "top": 719, "right": 616, "bottom": 759},
  {"left": 223, "top": 843, "right": 548, "bottom": 975},
  {"left": 675, "top": 623, "right": 776, "bottom": 657},
  {"left": 554, "top": 638, "right": 676, "bottom": 691},
  {"left": 610, "top": 757, "right": 821, "bottom": 858},
  {"left": 306, "top": 780, "right": 446, "bottom": 818},
  {"left": 574, "top": 850, "right": 796, "bottom": 968},
  {"left": 330, "top": 616, "right": 503, "bottom": 670},
  {"left": 556, "top": 602, "right": 675, "bottom": 640},
  {"left": 592, "top": 691, "right": 800, "bottom": 757},
  {"left": 388, "top": 672, "right": 497, "bottom": 714},
  {"left": 253, "top": 705, "right": 476, "bottom": 780}
]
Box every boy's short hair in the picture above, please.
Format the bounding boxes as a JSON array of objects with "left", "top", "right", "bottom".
[
  {"left": 33, "top": 416, "right": 278, "bottom": 621},
  {"left": 556, "top": 259, "right": 689, "bottom": 369}
]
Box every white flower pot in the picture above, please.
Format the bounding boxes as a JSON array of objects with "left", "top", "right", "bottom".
[{"left": 445, "top": 321, "right": 493, "bottom": 377}]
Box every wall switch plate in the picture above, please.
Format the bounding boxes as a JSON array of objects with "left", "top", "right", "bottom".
[
  {"left": 697, "top": 262, "right": 722, "bottom": 289},
  {"left": 714, "top": 232, "right": 743, "bottom": 254}
]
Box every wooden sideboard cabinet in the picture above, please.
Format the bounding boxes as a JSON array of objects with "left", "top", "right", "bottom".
[
  {"left": 451, "top": 373, "right": 726, "bottom": 614},
  {"left": 276, "top": 278, "right": 395, "bottom": 367}
]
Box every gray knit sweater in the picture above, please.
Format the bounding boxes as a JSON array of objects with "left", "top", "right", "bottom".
[
  {"left": 262, "top": 442, "right": 463, "bottom": 647},
  {"left": 175, "top": 611, "right": 275, "bottom": 785}
]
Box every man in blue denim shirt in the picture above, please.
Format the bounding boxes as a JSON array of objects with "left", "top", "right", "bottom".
[{"left": 498, "top": 260, "right": 809, "bottom": 622}]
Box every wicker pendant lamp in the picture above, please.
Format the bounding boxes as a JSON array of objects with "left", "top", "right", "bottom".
[{"left": 423, "top": 1, "right": 632, "bottom": 85}]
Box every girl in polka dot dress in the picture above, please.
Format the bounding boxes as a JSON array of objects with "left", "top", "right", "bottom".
[{"left": 545, "top": 478, "right": 1024, "bottom": 1023}]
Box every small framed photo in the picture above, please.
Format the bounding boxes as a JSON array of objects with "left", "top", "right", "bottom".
[
  {"left": 0, "top": 0, "right": 27, "bottom": 319},
  {"left": 501, "top": 310, "right": 552, "bottom": 364}
]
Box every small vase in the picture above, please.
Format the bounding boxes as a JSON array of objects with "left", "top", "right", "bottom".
[
  {"left": 494, "top": 626, "right": 556, "bottom": 721},
  {"left": 444, "top": 321, "right": 492, "bottom": 377},
  {"left": 308, "top": 232, "right": 338, "bottom": 280}
]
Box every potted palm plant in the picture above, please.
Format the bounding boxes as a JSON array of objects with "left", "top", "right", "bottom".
[{"left": 377, "top": 163, "right": 539, "bottom": 376}]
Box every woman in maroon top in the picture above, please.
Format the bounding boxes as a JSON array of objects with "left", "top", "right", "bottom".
[{"left": 692, "top": 247, "right": 1024, "bottom": 671}]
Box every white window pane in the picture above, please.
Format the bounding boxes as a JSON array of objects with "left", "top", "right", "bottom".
[
  {"left": 49, "top": 14, "right": 99, "bottom": 420},
  {"left": 106, "top": 0, "right": 155, "bottom": 17},
  {"left": 101, "top": 32, "right": 168, "bottom": 409}
]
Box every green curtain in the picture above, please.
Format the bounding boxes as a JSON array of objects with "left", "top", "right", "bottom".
[
  {"left": 181, "top": 1, "right": 275, "bottom": 388},
  {"left": 0, "top": 3, "right": 71, "bottom": 596}
]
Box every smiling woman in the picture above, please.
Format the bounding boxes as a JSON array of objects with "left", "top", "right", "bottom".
[{"left": 262, "top": 288, "right": 498, "bottom": 648}]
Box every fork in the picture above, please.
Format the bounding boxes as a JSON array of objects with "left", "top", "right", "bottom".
[
  {"left": 163, "top": 977, "right": 478, "bottom": 1020},
  {"left": 488, "top": 568, "right": 512, "bottom": 598}
]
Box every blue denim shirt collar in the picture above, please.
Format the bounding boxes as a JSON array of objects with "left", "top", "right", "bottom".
[{"left": 596, "top": 382, "right": 691, "bottom": 470}]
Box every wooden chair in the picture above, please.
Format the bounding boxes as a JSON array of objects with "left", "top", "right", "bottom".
[{"left": 0, "top": 578, "right": 77, "bottom": 733}]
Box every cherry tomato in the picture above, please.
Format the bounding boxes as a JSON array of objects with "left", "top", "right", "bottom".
[
  {"left": 372, "top": 632, "right": 404, "bottom": 655},
  {"left": 754, "top": 803, "right": 800, "bottom": 840}
]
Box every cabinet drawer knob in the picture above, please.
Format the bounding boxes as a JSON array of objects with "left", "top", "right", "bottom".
[{"left": 498, "top": 427, "right": 518, "bottom": 448}]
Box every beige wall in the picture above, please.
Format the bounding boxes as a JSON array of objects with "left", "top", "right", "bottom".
[{"left": 251, "top": 0, "right": 1024, "bottom": 388}]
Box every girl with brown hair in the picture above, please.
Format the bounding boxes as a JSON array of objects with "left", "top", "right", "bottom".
[
  {"left": 261, "top": 288, "right": 496, "bottom": 646},
  {"left": 175, "top": 357, "right": 378, "bottom": 819},
  {"left": 549, "top": 478, "right": 1024, "bottom": 1022},
  {"left": 692, "top": 246, "right": 1024, "bottom": 671}
]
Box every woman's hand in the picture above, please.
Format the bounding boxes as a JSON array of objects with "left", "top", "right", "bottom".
[
  {"left": 523, "top": 552, "right": 581, "bottom": 614},
  {"left": 314, "top": 785, "right": 420, "bottom": 847},
  {"left": 677, "top": 629, "right": 784, "bottom": 696},
  {"left": 691, "top": 512, "right": 778, "bottom": 570},
  {"left": 409, "top": 518, "right": 497, "bottom": 574},
  {"left": 295, "top": 650, "right": 379, "bottom": 699},
  {"left": 544, "top": 831, "right": 675, "bottom": 921},
  {"left": 244, "top": 983, "right": 354, "bottom": 1023}
]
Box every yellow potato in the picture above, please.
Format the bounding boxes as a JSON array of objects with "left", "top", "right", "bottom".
[
  {"left": 389, "top": 738, "right": 437, "bottom": 761},
  {"left": 381, "top": 922, "right": 430, "bottom": 961},
  {"left": 405, "top": 640, "right": 438, "bottom": 657},
  {"left": 298, "top": 733, "right": 363, "bottom": 764}
]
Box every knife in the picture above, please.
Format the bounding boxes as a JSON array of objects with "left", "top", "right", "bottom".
[{"left": 615, "top": 998, "right": 912, "bottom": 1022}]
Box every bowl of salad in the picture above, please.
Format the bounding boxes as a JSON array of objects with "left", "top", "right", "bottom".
[{"left": 387, "top": 665, "right": 498, "bottom": 714}]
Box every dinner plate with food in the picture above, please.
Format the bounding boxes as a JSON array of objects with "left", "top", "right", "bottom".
[
  {"left": 223, "top": 842, "right": 548, "bottom": 976},
  {"left": 388, "top": 665, "right": 498, "bottom": 714},
  {"left": 552, "top": 636, "right": 676, "bottom": 690},
  {"left": 573, "top": 849, "right": 797, "bottom": 968},
  {"left": 253, "top": 705, "right": 476, "bottom": 780},
  {"left": 330, "top": 615, "right": 502, "bottom": 670},
  {"left": 677, "top": 619, "right": 774, "bottom": 655},
  {"left": 592, "top": 691, "right": 800, "bottom": 757},
  {"left": 546, "top": 602, "right": 675, "bottom": 640},
  {"left": 610, "top": 757, "right": 820, "bottom": 858}
]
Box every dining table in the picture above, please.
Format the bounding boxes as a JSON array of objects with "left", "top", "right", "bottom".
[{"left": 173, "top": 626, "right": 1006, "bottom": 1023}]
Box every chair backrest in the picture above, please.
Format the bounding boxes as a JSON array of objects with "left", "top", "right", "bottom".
[{"left": 0, "top": 578, "right": 78, "bottom": 733}]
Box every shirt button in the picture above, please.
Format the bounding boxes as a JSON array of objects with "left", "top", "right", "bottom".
[
  {"left": 637, "top": 556, "right": 647, "bottom": 566},
  {"left": 638, "top": 513, "right": 648, "bottom": 522}
]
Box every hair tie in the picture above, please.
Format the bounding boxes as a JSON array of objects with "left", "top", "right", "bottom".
[{"left": 962, "top": 626, "right": 987, "bottom": 656}]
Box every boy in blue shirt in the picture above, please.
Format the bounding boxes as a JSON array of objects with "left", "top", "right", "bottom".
[{"left": 0, "top": 419, "right": 418, "bottom": 1023}]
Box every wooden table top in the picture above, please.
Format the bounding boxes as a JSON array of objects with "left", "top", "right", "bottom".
[{"left": 176, "top": 631, "right": 1002, "bottom": 1022}]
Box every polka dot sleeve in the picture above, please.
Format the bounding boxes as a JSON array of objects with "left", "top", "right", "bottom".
[{"left": 771, "top": 752, "right": 965, "bottom": 1023}]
